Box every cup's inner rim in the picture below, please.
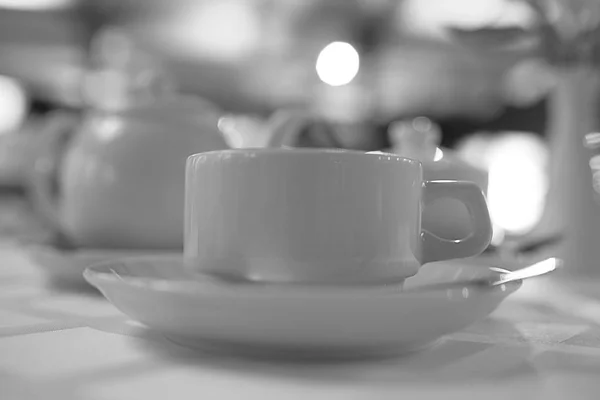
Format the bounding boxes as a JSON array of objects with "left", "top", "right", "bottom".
[{"left": 188, "top": 148, "right": 420, "bottom": 164}]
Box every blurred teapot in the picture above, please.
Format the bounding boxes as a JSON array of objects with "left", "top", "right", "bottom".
[
  {"left": 29, "top": 27, "right": 234, "bottom": 250},
  {"left": 30, "top": 70, "right": 229, "bottom": 250},
  {"left": 232, "top": 111, "right": 488, "bottom": 196},
  {"left": 219, "top": 110, "right": 384, "bottom": 150}
]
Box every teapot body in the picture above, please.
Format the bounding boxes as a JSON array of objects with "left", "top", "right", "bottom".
[{"left": 55, "top": 105, "right": 229, "bottom": 249}]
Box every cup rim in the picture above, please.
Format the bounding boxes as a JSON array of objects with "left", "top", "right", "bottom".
[{"left": 187, "top": 148, "right": 421, "bottom": 165}]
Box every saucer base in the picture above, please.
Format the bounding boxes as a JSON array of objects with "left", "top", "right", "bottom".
[{"left": 162, "top": 332, "right": 443, "bottom": 361}]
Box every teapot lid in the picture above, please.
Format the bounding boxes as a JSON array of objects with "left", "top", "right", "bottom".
[
  {"left": 82, "top": 27, "right": 221, "bottom": 127},
  {"left": 83, "top": 25, "right": 221, "bottom": 123}
]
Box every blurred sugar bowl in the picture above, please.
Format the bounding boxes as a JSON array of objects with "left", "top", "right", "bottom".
[
  {"left": 30, "top": 94, "right": 229, "bottom": 250},
  {"left": 389, "top": 118, "right": 489, "bottom": 242}
]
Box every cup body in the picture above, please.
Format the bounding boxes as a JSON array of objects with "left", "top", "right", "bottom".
[{"left": 185, "top": 149, "right": 429, "bottom": 284}]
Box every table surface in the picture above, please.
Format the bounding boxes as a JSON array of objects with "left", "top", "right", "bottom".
[{"left": 2, "top": 196, "right": 600, "bottom": 400}]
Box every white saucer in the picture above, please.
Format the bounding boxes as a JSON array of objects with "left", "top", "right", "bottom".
[
  {"left": 84, "top": 256, "right": 521, "bottom": 358},
  {"left": 21, "top": 243, "right": 179, "bottom": 287}
]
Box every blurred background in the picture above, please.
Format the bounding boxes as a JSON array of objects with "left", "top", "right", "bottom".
[
  {"left": 0, "top": 0, "right": 595, "bottom": 248},
  {"left": 0, "top": 0, "right": 551, "bottom": 122}
]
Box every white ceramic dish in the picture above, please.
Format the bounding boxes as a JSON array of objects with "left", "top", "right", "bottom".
[{"left": 84, "top": 256, "right": 520, "bottom": 358}]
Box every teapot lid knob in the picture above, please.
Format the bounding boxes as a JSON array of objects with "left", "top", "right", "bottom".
[
  {"left": 83, "top": 26, "right": 177, "bottom": 111},
  {"left": 389, "top": 117, "right": 441, "bottom": 162}
]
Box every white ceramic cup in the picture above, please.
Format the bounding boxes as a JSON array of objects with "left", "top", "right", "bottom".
[{"left": 184, "top": 148, "right": 493, "bottom": 285}]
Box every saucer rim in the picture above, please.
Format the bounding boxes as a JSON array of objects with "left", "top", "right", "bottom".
[{"left": 83, "top": 255, "right": 521, "bottom": 301}]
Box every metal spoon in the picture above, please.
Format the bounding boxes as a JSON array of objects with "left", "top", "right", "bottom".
[{"left": 403, "top": 257, "right": 562, "bottom": 293}]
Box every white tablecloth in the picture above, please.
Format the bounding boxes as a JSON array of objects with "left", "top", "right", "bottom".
[{"left": 2, "top": 199, "right": 600, "bottom": 399}]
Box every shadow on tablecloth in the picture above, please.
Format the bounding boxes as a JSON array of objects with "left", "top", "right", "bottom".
[{"left": 126, "top": 322, "right": 540, "bottom": 388}]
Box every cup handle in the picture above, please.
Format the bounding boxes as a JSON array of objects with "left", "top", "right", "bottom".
[
  {"left": 420, "top": 180, "right": 492, "bottom": 264},
  {"left": 30, "top": 111, "right": 78, "bottom": 234}
]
